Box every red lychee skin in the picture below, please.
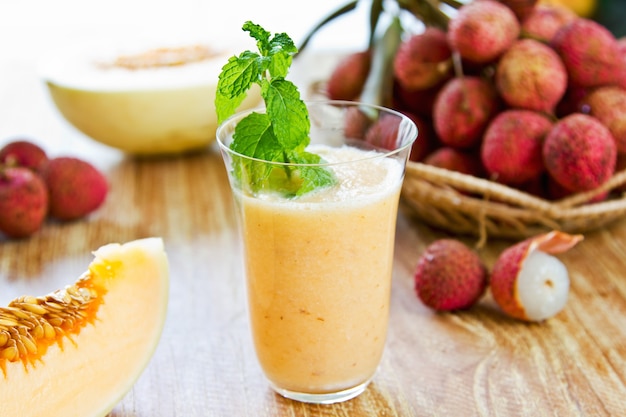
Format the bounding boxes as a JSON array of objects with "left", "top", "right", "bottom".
[
  {"left": 496, "top": 0, "right": 538, "bottom": 21},
  {"left": 543, "top": 114, "right": 617, "bottom": 192},
  {"left": 521, "top": 4, "right": 577, "bottom": 43},
  {"left": 394, "top": 28, "right": 452, "bottom": 91},
  {"left": 363, "top": 112, "right": 401, "bottom": 151},
  {"left": 414, "top": 239, "right": 488, "bottom": 311},
  {"left": 617, "top": 38, "right": 626, "bottom": 90},
  {"left": 547, "top": 176, "right": 609, "bottom": 203},
  {"left": 616, "top": 153, "right": 626, "bottom": 192},
  {"left": 423, "top": 147, "right": 484, "bottom": 177},
  {"left": 0, "top": 167, "right": 48, "bottom": 238},
  {"left": 41, "top": 157, "right": 108, "bottom": 221},
  {"left": 495, "top": 39, "right": 568, "bottom": 113},
  {"left": 582, "top": 86, "right": 626, "bottom": 153},
  {"left": 481, "top": 109, "right": 553, "bottom": 185},
  {"left": 344, "top": 106, "right": 373, "bottom": 140},
  {"left": 407, "top": 115, "right": 438, "bottom": 163},
  {"left": 447, "top": 0, "right": 520, "bottom": 64},
  {"left": 490, "top": 231, "right": 583, "bottom": 321},
  {"left": 555, "top": 83, "right": 590, "bottom": 118},
  {"left": 325, "top": 50, "right": 372, "bottom": 101},
  {"left": 433, "top": 76, "right": 500, "bottom": 149},
  {"left": 0, "top": 140, "right": 48, "bottom": 171},
  {"left": 551, "top": 18, "right": 622, "bottom": 88},
  {"left": 393, "top": 79, "right": 442, "bottom": 120}
]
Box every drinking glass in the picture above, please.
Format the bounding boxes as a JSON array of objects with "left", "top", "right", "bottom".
[{"left": 216, "top": 100, "right": 417, "bottom": 404}]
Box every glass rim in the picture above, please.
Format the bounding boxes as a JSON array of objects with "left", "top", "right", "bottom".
[{"left": 215, "top": 99, "right": 418, "bottom": 168}]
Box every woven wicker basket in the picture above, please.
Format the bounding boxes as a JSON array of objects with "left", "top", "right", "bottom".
[{"left": 401, "top": 162, "right": 626, "bottom": 244}]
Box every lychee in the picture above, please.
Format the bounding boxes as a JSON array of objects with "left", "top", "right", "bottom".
[
  {"left": 551, "top": 18, "right": 622, "bottom": 88},
  {"left": 581, "top": 86, "right": 626, "bottom": 153},
  {"left": 343, "top": 106, "right": 373, "bottom": 140},
  {"left": 433, "top": 76, "right": 500, "bottom": 149},
  {"left": 490, "top": 231, "right": 583, "bottom": 321},
  {"left": 414, "top": 239, "right": 488, "bottom": 311},
  {"left": 41, "top": 157, "right": 108, "bottom": 221},
  {"left": 325, "top": 50, "right": 372, "bottom": 101},
  {"left": 447, "top": 0, "right": 520, "bottom": 64},
  {"left": 393, "top": 27, "right": 452, "bottom": 91},
  {"left": 495, "top": 38, "right": 568, "bottom": 113},
  {"left": 407, "top": 115, "right": 438, "bottom": 163},
  {"left": 0, "top": 140, "right": 48, "bottom": 171},
  {"left": 543, "top": 114, "right": 617, "bottom": 192},
  {"left": 481, "top": 109, "right": 553, "bottom": 185},
  {"left": 393, "top": 79, "right": 442, "bottom": 120},
  {"left": 546, "top": 176, "right": 609, "bottom": 203},
  {"left": 521, "top": 4, "right": 577, "bottom": 43},
  {"left": 496, "top": 0, "right": 538, "bottom": 22},
  {"left": 0, "top": 167, "right": 48, "bottom": 238},
  {"left": 423, "top": 147, "right": 484, "bottom": 177}
]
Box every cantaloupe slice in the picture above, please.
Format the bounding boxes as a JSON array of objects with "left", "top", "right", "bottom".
[{"left": 0, "top": 237, "right": 169, "bottom": 417}]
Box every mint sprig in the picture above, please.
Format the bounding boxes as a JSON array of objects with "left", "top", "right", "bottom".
[{"left": 216, "top": 21, "right": 336, "bottom": 196}]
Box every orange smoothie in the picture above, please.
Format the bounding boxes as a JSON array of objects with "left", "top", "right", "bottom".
[{"left": 237, "top": 145, "right": 404, "bottom": 395}]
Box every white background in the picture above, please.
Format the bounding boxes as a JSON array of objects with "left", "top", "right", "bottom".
[
  {"left": 0, "top": 0, "right": 370, "bottom": 149},
  {"left": 0, "top": 0, "right": 368, "bottom": 63}
]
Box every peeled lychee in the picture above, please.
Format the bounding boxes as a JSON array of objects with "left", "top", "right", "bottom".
[
  {"left": 0, "top": 167, "right": 48, "bottom": 238},
  {"left": 414, "top": 239, "right": 488, "bottom": 311},
  {"left": 0, "top": 140, "right": 48, "bottom": 171},
  {"left": 433, "top": 76, "right": 500, "bottom": 149},
  {"left": 496, "top": 39, "right": 568, "bottom": 113},
  {"left": 447, "top": 0, "right": 520, "bottom": 64},
  {"left": 325, "top": 50, "right": 372, "bottom": 101},
  {"left": 551, "top": 18, "right": 622, "bottom": 88},
  {"left": 582, "top": 86, "right": 626, "bottom": 153},
  {"left": 393, "top": 27, "right": 452, "bottom": 91},
  {"left": 481, "top": 109, "right": 553, "bottom": 185},
  {"left": 41, "top": 157, "right": 108, "bottom": 221},
  {"left": 490, "top": 231, "right": 583, "bottom": 321},
  {"left": 543, "top": 114, "right": 617, "bottom": 192},
  {"left": 521, "top": 4, "right": 577, "bottom": 43}
]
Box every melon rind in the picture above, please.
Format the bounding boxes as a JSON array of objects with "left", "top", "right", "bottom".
[{"left": 0, "top": 237, "right": 170, "bottom": 417}]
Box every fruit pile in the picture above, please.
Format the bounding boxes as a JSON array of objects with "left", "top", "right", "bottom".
[
  {"left": 319, "top": 0, "right": 626, "bottom": 201},
  {"left": 0, "top": 140, "right": 108, "bottom": 239},
  {"left": 413, "top": 231, "right": 583, "bottom": 321}
]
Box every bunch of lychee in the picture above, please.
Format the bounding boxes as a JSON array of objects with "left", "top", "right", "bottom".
[
  {"left": 413, "top": 231, "right": 583, "bottom": 322},
  {"left": 326, "top": 0, "right": 626, "bottom": 201},
  {"left": 0, "top": 139, "right": 108, "bottom": 239}
]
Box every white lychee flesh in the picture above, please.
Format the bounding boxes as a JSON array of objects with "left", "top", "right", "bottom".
[{"left": 516, "top": 250, "right": 570, "bottom": 321}]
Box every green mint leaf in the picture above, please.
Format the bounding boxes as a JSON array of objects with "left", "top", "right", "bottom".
[
  {"left": 267, "top": 32, "right": 296, "bottom": 78},
  {"left": 262, "top": 78, "right": 309, "bottom": 150},
  {"left": 289, "top": 151, "right": 337, "bottom": 196},
  {"left": 217, "top": 22, "right": 337, "bottom": 196},
  {"left": 243, "top": 21, "right": 271, "bottom": 55},
  {"left": 216, "top": 51, "right": 261, "bottom": 123},
  {"left": 231, "top": 112, "right": 283, "bottom": 162}
]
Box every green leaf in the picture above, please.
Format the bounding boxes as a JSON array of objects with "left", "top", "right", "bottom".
[
  {"left": 217, "top": 22, "right": 337, "bottom": 196},
  {"left": 243, "top": 21, "right": 271, "bottom": 55},
  {"left": 267, "top": 32, "right": 296, "bottom": 78},
  {"left": 288, "top": 151, "right": 336, "bottom": 196},
  {"left": 215, "top": 51, "right": 261, "bottom": 123},
  {"left": 262, "top": 79, "right": 309, "bottom": 150}
]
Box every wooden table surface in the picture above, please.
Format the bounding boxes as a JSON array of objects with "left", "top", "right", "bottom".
[{"left": 2, "top": 52, "right": 626, "bottom": 417}]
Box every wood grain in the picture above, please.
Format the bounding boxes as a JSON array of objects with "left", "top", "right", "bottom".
[{"left": 2, "top": 53, "right": 626, "bottom": 417}]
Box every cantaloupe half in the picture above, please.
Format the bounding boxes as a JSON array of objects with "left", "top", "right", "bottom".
[
  {"left": 41, "top": 41, "right": 261, "bottom": 155},
  {"left": 0, "top": 237, "right": 169, "bottom": 417}
]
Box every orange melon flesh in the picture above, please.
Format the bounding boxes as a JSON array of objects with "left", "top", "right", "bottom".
[{"left": 0, "top": 237, "right": 169, "bottom": 417}]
